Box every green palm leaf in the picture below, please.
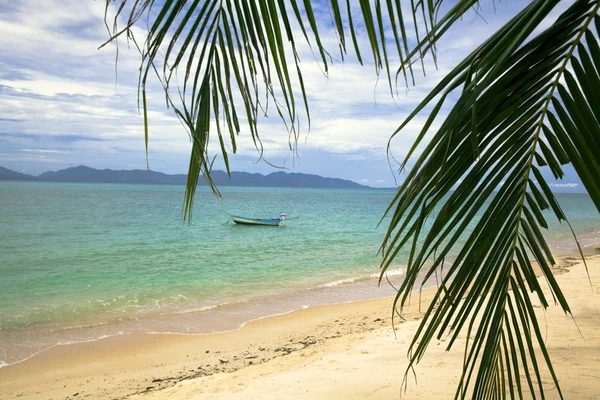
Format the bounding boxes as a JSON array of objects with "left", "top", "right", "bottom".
[
  {"left": 102, "top": 0, "right": 480, "bottom": 221},
  {"left": 380, "top": 0, "right": 600, "bottom": 398}
]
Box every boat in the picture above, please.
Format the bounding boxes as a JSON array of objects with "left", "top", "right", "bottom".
[{"left": 230, "top": 213, "right": 286, "bottom": 226}]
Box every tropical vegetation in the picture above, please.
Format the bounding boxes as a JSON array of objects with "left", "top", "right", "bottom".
[{"left": 103, "top": 0, "right": 600, "bottom": 398}]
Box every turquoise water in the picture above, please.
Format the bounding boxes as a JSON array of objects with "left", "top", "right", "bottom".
[{"left": 0, "top": 182, "right": 599, "bottom": 366}]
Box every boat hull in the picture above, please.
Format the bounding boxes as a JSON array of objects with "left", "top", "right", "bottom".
[{"left": 231, "top": 216, "right": 281, "bottom": 226}]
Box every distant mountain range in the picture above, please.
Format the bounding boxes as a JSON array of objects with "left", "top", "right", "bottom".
[{"left": 0, "top": 166, "right": 371, "bottom": 189}]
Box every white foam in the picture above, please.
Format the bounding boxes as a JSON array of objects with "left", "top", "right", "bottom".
[
  {"left": 147, "top": 308, "right": 302, "bottom": 336},
  {"left": 238, "top": 308, "right": 299, "bottom": 329},
  {"left": 55, "top": 334, "right": 114, "bottom": 346},
  {"left": 194, "top": 305, "right": 218, "bottom": 312},
  {"left": 320, "top": 277, "right": 359, "bottom": 288},
  {"left": 173, "top": 305, "right": 218, "bottom": 315},
  {"left": 0, "top": 334, "right": 126, "bottom": 369},
  {"left": 372, "top": 267, "right": 405, "bottom": 278},
  {"left": 147, "top": 331, "right": 216, "bottom": 336},
  {"left": 320, "top": 267, "right": 405, "bottom": 288}
]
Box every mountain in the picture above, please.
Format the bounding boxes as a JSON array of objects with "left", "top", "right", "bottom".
[
  {"left": 206, "top": 170, "right": 367, "bottom": 189},
  {"left": 0, "top": 166, "right": 370, "bottom": 189},
  {"left": 37, "top": 166, "right": 188, "bottom": 185},
  {"left": 0, "top": 167, "right": 37, "bottom": 181}
]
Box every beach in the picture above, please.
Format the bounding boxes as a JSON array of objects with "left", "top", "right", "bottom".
[
  {"left": 1, "top": 251, "right": 599, "bottom": 399},
  {"left": 3, "top": 0, "right": 600, "bottom": 397}
]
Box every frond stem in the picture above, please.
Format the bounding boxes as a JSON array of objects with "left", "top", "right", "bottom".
[
  {"left": 509, "top": 0, "right": 600, "bottom": 278},
  {"left": 534, "top": 0, "right": 600, "bottom": 138}
]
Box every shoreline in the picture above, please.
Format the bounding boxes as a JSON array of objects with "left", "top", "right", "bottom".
[
  {"left": 0, "top": 266, "right": 407, "bottom": 368},
  {"left": 1, "top": 236, "right": 596, "bottom": 369},
  {"left": 1, "top": 250, "right": 599, "bottom": 399},
  {"left": 0, "top": 290, "right": 414, "bottom": 399}
]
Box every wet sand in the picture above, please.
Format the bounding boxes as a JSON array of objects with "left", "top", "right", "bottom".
[{"left": 1, "top": 252, "right": 599, "bottom": 399}]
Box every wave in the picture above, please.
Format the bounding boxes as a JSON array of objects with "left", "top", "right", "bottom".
[
  {"left": 320, "top": 267, "right": 405, "bottom": 288},
  {"left": 0, "top": 332, "right": 123, "bottom": 369},
  {"left": 376, "top": 268, "right": 405, "bottom": 278},
  {"left": 171, "top": 304, "right": 219, "bottom": 315},
  {"left": 320, "top": 277, "right": 358, "bottom": 288}
]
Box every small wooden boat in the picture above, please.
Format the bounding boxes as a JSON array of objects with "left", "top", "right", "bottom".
[{"left": 230, "top": 213, "right": 286, "bottom": 226}]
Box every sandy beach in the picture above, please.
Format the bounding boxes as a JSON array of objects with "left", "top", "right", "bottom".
[{"left": 1, "top": 252, "right": 599, "bottom": 399}]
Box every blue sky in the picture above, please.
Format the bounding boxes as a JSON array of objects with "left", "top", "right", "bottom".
[{"left": 0, "top": 0, "right": 584, "bottom": 191}]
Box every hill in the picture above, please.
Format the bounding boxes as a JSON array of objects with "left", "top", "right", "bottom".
[
  {"left": 0, "top": 167, "right": 37, "bottom": 181},
  {"left": 0, "top": 166, "right": 370, "bottom": 189},
  {"left": 37, "top": 166, "right": 188, "bottom": 185}
]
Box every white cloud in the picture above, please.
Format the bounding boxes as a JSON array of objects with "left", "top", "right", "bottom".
[
  {"left": 550, "top": 183, "right": 579, "bottom": 188},
  {"left": 0, "top": 0, "right": 582, "bottom": 189},
  {"left": 21, "top": 149, "right": 65, "bottom": 153},
  {"left": 0, "top": 70, "right": 127, "bottom": 97}
]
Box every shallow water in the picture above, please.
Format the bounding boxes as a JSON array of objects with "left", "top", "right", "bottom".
[{"left": 0, "top": 182, "right": 598, "bottom": 366}]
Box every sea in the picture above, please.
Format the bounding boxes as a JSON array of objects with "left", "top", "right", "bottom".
[{"left": 1, "top": 181, "right": 599, "bottom": 368}]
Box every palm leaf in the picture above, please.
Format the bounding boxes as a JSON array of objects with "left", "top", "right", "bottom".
[
  {"left": 102, "top": 0, "right": 482, "bottom": 221},
  {"left": 380, "top": 0, "right": 600, "bottom": 398}
]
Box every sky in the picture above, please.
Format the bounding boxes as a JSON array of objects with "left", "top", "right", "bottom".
[{"left": 0, "top": 0, "right": 585, "bottom": 191}]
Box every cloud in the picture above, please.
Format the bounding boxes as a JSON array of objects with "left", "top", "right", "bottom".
[
  {"left": 0, "top": 0, "right": 584, "bottom": 190},
  {"left": 549, "top": 183, "right": 579, "bottom": 188},
  {"left": 21, "top": 149, "right": 65, "bottom": 154}
]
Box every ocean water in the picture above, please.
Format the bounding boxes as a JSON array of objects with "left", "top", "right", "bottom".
[{"left": 0, "top": 181, "right": 599, "bottom": 366}]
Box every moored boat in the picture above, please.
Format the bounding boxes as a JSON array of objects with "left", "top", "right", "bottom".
[{"left": 230, "top": 213, "right": 286, "bottom": 226}]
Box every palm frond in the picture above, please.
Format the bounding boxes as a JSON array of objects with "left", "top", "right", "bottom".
[
  {"left": 103, "top": 0, "right": 483, "bottom": 221},
  {"left": 381, "top": 0, "right": 600, "bottom": 398}
]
